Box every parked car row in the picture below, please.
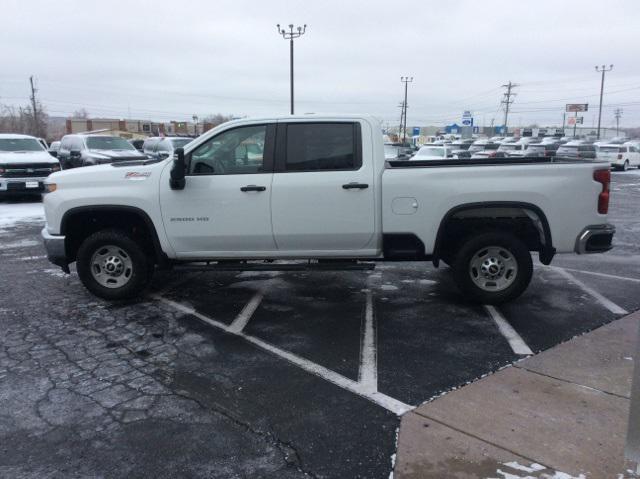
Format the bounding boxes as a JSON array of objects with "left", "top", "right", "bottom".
[{"left": 403, "top": 135, "right": 640, "bottom": 171}]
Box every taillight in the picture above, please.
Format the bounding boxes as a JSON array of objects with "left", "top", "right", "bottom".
[{"left": 594, "top": 169, "right": 610, "bottom": 214}]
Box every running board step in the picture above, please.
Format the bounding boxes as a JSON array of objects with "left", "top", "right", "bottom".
[{"left": 173, "top": 261, "right": 376, "bottom": 272}]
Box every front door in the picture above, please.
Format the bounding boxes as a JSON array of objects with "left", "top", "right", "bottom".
[
  {"left": 159, "top": 123, "right": 277, "bottom": 257},
  {"left": 270, "top": 121, "right": 376, "bottom": 254}
]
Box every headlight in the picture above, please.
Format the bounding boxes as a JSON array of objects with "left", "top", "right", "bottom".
[
  {"left": 45, "top": 183, "right": 57, "bottom": 193},
  {"left": 0, "top": 166, "right": 5, "bottom": 175},
  {"left": 51, "top": 164, "right": 61, "bottom": 172}
]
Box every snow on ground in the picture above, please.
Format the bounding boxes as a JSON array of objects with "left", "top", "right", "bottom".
[{"left": 0, "top": 201, "right": 45, "bottom": 232}]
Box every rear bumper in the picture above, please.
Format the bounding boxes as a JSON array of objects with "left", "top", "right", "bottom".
[
  {"left": 574, "top": 224, "right": 615, "bottom": 254},
  {"left": 41, "top": 226, "right": 70, "bottom": 273}
]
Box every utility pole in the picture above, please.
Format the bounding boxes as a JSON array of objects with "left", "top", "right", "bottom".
[
  {"left": 397, "top": 101, "right": 405, "bottom": 142},
  {"left": 614, "top": 108, "right": 623, "bottom": 136},
  {"left": 276, "top": 24, "right": 307, "bottom": 115},
  {"left": 400, "top": 76, "right": 413, "bottom": 144},
  {"left": 29, "top": 76, "right": 39, "bottom": 137},
  {"left": 192, "top": 114, "right": 199, "bottom": 136},
  {"left": 595, "top": 64, "right": 613, "bottom": 139},
  {"left": 501, "top": 81, "right": 517, "bottom": 137}
]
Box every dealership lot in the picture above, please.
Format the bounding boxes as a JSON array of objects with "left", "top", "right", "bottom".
[{"left": 0, "top": 171, "right": 639, "bottom": 478}]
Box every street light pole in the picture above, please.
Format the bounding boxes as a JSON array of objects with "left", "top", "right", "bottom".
[
  {"left": 192, "top": 114, "right": 198, "bottom": 136},
  {"left": 400, "top": 77, "right": 413, "bottom": 144},
  {"left": 277, "top": 24, "right": 307, "bottom": 115},
  {"left": 595, "top": 64, "right": 613, "bottom": 140}
]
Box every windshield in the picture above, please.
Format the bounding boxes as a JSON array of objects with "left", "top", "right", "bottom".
[
  {"left": 86, "top": 136, "right": 136, "bottom": 151},
  {"left": 415, "top": 147, "right": 445, "bottom": 157},
  {"left": 0, "top": 138, "right": 44, "bottom": 152}
]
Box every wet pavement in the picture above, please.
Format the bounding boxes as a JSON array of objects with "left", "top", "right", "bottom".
[{"left": 0, "top": 171, "right": 638, "bottom": 478}]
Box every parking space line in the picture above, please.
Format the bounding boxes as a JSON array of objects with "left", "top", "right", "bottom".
[
  {"left": 484, "top": 305, "right": 533, "bottom": 356},
  {"left": 358, "top": 290, "right": 378, "bottom": 393},
  {"left": 552, "top": 267, "right": 628, "bottom": 315},
  {"left": 152, "top": 293, "right": 414, "bottom": 416},
  {"left": 228, "top": 291, "right": 264, "bottom": 333},
  {"left": 553, "top": 267, "right": 640, "bottom": 284}
]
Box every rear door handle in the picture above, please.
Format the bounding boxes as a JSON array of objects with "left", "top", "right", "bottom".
[
  {"left": 240, "top": 185, "right": 266, "bottom": 192},
  {"left": 342, "top": 182, "right": 369, "bottom": 190}
]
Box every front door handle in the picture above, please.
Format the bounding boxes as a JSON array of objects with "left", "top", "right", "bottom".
[
  {"left": 342, "top": 182, "right": 369, "bottom": 190},
  {"left": 240, "top": 185, "right": 266, "bottom": 192}
]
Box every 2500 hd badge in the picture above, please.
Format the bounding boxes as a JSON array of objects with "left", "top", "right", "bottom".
[{"left": 169, "top": 217, "right": 210, "bottom": 222}]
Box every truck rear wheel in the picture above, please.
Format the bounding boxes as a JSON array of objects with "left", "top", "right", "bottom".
[
  {"left": 452, "top": 232, "right": 532, "bottom": 304},
  {"left": 76, "top": 229, "right": 152, "bottom": 300}
]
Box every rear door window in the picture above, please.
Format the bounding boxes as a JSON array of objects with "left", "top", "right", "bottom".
[{"left": 282, "top": 123, "right": 361, "bottom": 172}]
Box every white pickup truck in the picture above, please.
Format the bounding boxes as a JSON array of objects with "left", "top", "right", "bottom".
[{"left": 41, "top": 115, "right": 615, "bottom": 304}]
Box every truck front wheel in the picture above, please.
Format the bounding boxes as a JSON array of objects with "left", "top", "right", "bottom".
[
  {"left": 76, "top": 229, "right": 152, "bottom": 300},
  {"left": 452, "top": 232, "right": 532, "bottom": 305}
]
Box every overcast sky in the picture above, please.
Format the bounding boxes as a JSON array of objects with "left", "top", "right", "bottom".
[{"left": 2, "top": 0, "right": 640, "bottom": 129}]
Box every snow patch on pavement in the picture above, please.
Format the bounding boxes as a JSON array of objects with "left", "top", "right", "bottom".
[
  {"left": 4, "top": 239, "right": 39, "bottom": 248},
  {"left": 0, "top": 201, "right": 45, "bottom": 232}
]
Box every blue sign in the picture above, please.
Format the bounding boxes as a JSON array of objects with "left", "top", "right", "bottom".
[
  {"left": 462, "top": 119, "right": 472, "bottom": 126},
  {"left": 412, "top": 127, "right": 420, "bottom": 136}
]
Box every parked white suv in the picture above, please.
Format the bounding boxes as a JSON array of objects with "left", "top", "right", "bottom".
[
  {"left": 0, "top": 134, "right": 60, "bottom": 196},
  {"left": 598, "top": 144, "right": 640, "bottom": 171},
  {"left": 42, "top": 115, "right": 614, "bottom": 304}
]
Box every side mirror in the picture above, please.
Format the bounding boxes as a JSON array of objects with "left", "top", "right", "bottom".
[
  {"left": 49, "top": 150, "right": 58, "bottom": 158},
  {"left": 158, "top": 152, "right": 170, "bottom": 160},
  {"left": 170, "top": 147, "right": 186, "bottom": 190}
]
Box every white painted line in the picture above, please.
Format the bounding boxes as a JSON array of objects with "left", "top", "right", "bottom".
[
  {"left": 228, "top": 290, "right": 264, "bottom": 333},
  {"left": 484, "top": 305, "right": 533, "bottom": 356},
  {"left": 152, "top": 293, "right": 414, "bottom": 416},
  {"left": 358, "top": 290, "right": 378, "bottom": 393},
  {"left": 552, "top": 267, "right": 628, "bottom": 315},
  {"left": 553, "top": 267, "right": 640, "bottom": 284}
]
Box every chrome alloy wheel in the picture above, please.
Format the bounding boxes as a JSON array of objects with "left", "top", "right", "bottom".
[
  {"left": 90, "top": 245, "right": 133, "bottom": 288},
  {"left": 469, "top": 246, "right": 518, "bottom": 292}
]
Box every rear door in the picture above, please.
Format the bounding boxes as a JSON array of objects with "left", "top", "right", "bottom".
[{"left": 270, "top": 121, "right": 376, "bottom": 253}]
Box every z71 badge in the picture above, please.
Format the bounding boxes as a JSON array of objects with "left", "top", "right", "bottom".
[{"left": 125, "top": 172, "right": 151, "bottom": 180}]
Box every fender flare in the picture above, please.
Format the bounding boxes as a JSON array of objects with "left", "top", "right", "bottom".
[
  {"left": 60, "top": 205, "right": 167, "bottom": 264},
  {"left": 432, "top": 201, "right": 555, "bottom": 266}
]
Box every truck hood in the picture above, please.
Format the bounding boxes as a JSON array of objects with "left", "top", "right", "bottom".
[
  {"left": 86, "top": 149, "right": 146, "bottom": 162},
  {"left": 48, "top": 159, "right": 167, "bottom": 185},
  {"left": 0, "top": 150, "right": 58, "bottom": 165}
]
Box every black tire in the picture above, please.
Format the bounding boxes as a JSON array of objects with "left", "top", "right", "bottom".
[
  {"left": 452, "top": 232, "right": 533, "bottom": 305},
  {"left": 76, "top": 229, "right": 152, "bottom": 300},
  {"left": 623, "top": 160, "right": 629, "bottom": 171}
]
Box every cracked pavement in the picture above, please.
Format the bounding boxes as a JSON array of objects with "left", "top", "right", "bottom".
[{"left": 0, "top": 171, "right": 639, "bottom": 478}]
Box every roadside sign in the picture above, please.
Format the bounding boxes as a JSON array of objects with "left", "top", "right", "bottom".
[
  {"left": 567, "top": 117, "right": 584, "bottom": 126},
  {"left": 566, "top": 103, "right": 588, "bottom": 112},
  {"left": 461, "top": 110, "right": 473, "bottom": 127},
  {"left": 412, "top": 127, "right": 420, "bottom": 136}
]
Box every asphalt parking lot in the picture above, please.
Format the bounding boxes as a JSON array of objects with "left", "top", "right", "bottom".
[{"left": 1, "top": 171, "right": 639, "bottom": 478}]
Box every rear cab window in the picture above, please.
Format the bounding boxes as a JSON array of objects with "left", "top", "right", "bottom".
[{"left": 278, "top": 122, "right": 362, "bottom": 172}]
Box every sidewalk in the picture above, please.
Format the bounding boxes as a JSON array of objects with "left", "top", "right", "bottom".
[{"left": 394, "top": 311, "right": 640, "bottom": 479}]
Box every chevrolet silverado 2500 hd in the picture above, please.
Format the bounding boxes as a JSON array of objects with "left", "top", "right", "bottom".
[{"left": 41, "top": 115, "right": 615, "bottom": 304}]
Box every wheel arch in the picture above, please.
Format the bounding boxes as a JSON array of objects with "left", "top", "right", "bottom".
[
  {"left": 60, "top": 205, "right": 167, "bottom": 265},
  {"left": 433, "top": 201, "right": 555, "bottom": 267}
]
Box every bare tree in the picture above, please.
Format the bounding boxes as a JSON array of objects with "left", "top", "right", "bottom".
[
  {"left": 0, "top": 102, "right": 48, "bottom": 138},
  {"left": 72, "top": 108, "right": 90, "bottom": 119},
  {"left": 202, "top": 113, "right": 234, "bottom": 127}
]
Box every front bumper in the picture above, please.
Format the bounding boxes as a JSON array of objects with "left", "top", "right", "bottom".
[
  {"left": 0, "top": 177, "right": 47, "bottom": 194},
  {"left": 575, "top": 224, "right": 615, "bottom": 254},
  {"left": 41, "top": 227, "right": 70, "bottom": 273}
]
